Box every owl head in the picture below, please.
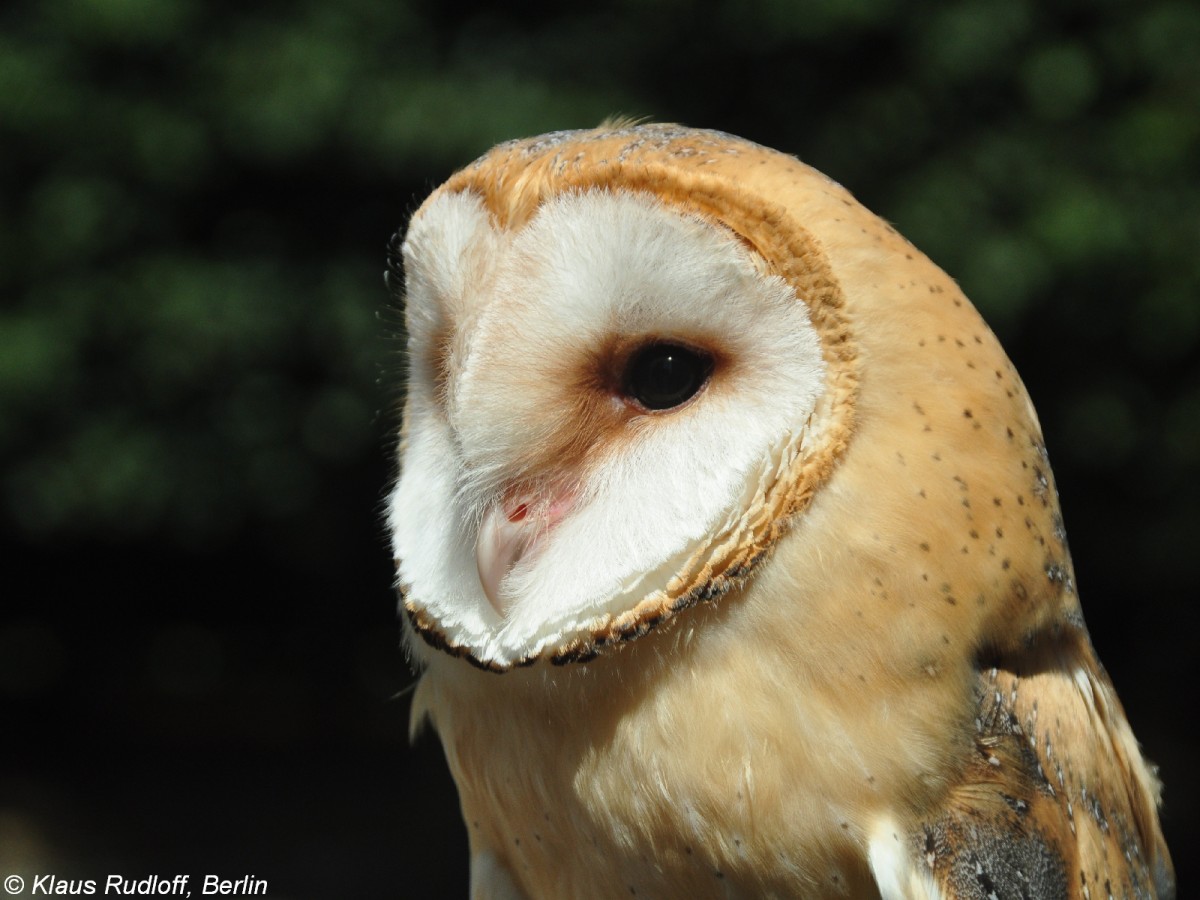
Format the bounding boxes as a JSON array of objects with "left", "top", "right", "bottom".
[{"left": 387, "top": 123, "right": 1075, "bottom": 673}]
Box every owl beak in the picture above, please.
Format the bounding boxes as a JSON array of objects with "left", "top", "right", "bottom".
[{"left": 475, "top": 487, "right": 574, "bottom": 617}]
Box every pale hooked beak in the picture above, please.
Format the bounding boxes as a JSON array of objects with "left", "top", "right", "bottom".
[{"left": 475, "top": 486, "right": 575, "bottom": 617}]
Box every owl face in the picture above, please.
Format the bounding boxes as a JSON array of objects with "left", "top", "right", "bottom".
[{"left": 390, "top": 187, "right": 831, "bottom": 669}]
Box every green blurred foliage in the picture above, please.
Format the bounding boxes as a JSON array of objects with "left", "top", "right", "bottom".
[
  {"left": 2, "top": 0, "right": 1197, "bottom": 885},
  {"left": 0, "top": 0, "right": 639, "bottom": 547},
  {"left": 1, "top": 0, "right": 1197, "bottom": 567}
]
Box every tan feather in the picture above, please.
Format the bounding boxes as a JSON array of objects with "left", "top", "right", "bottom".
[{"left": 390, "top": 123, "right": 1173, "bottom": 898}]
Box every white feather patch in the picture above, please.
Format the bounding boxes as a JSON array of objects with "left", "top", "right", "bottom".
[{"left": 868, "top": 817, "right": 942, "bottom": 900}]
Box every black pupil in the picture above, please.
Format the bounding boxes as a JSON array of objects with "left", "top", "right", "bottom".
[{"left": 624, "top": 343, "right": 712, "bottom": 411}]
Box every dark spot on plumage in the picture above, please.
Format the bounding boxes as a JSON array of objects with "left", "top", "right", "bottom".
[
  {"left": 467, "top": 654, "right": 506, "bottom": 672},
  {"left": 1063, "top": 608, "right": 1088, "bottom": 632},
  {"left": 406, "top": 604, "right": 485, "bottom": 666},
  {"left": 971, "top": 854, "right": 999, "bottom": 897},
  {"left": 693, "top": 580, "right": 725, "bottom": 603},
  {"left": 1045, "top": 563, "right": 1074, "bottom": 595},
  {"left": 1032, "top": 466, "right": 1050, "bottom": 505},
  {"left": 1052, "top": 513, "right": 1069, "bottom": 548},
  {"left": 551, "top": 645, "right": 599, "bottom": 666},
  {"left": 1002, "top": 794, "right": 1030, "bottom": 816},
  {"left": 1085, "top": 792, "right": 1110, "bottom": 834},
  {"left": 613, "top": 621, "right": 643, "bottom": 641}
]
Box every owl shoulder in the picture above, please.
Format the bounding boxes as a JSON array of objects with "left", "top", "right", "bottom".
[{"left": 873, "top": 627, "right": 1174, "bottom": 899}]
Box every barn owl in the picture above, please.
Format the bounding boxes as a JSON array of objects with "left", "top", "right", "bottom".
[{"left": 386, "top": 123, "right": 1174, "bottom": 899}]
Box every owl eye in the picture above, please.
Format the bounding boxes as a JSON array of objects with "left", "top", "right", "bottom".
[{"left": 622, "top": 342, "right": 714, "bottom": 411}]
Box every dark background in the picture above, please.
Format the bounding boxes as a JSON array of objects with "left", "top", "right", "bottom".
[{"left": 2, "top": 1, "right": 1197, "bottom": 897}]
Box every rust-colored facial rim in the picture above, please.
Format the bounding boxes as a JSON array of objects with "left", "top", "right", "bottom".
[{"left": 399, "top": 159, "right": 860, "bottom": 672}]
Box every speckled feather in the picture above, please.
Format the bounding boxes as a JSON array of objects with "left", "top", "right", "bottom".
[{"left": 389, "top": 124, "right": 1173, "bottom": 898}]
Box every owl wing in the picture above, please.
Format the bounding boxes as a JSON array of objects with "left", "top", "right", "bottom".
[{"left": 875, "top": 629, "right": 1174, "bottom": 900}]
